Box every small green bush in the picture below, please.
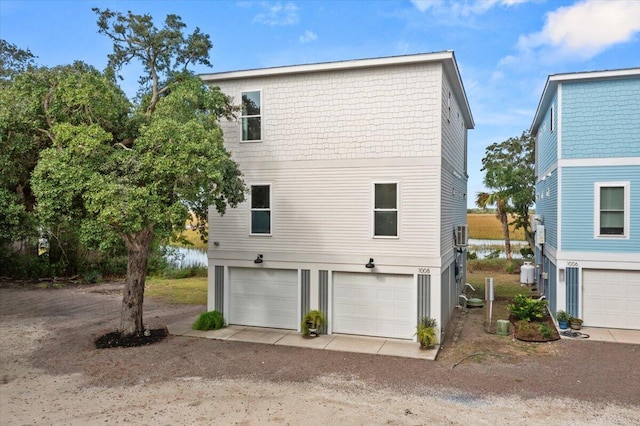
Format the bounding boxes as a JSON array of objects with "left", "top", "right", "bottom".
[
  {"left": 301, "top": 310, "right": 326, "bottom": 335},
  {"left": 504, "top": 261, "right": 516, "bottom": 274},
  {"left": 508, "top": 294, "right": 547, "bottom": 322},
  {"left": 192, "top": 311, "right": 226, "bottom": 331},
  {"left": 415, "top": 317, "right": 438, "bottom": 348},
  {"left": 515, "top": 320, "right": 535, "bottom": 338},
  {"left": 538, "top": 323, "right": 554, "bottom": 339}
]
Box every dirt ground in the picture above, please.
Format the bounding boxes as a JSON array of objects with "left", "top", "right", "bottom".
[{"left": 1, "top": 281, "right": 639, "bottom": 425}]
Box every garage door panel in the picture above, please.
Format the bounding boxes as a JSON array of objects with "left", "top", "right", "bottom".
[
  {"left": 333, "top": 272, "right": 413, "bottom": 339},
  {"left": 229, "top": 268, "right": 297, "bottom": 329},
  {"left": 583, "top": 269, "right": 640, "bottom": 330}
]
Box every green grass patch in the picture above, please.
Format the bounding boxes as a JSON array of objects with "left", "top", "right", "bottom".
[{"left": 145, "top": 276, "right": 207, "bottom": 305}]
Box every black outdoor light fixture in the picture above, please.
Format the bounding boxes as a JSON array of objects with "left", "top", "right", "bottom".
[
  {"left": 365, "top": 258, "right": 375, "bottom": 269},
  {"left": 254, "top": 254, "right": 263, "bottom": 264}
]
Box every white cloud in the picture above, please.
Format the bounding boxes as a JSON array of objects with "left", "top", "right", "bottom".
[
  {"left": 411, "top": 0, "right": 528, "bottom": 16},
  {"left": 299, "top": 30, "right": 317, "bottom": 43},
  {"left": 254, "top": 2, "right": 299, "bottom": 26},
  {"left": 518, "top": 0, "right": 640, "bottom": 59}
]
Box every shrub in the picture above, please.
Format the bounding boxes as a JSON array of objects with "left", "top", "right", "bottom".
[
  {"left": 504, "top": 261, "right": 516, "bottom": 274},
  {"left": 415, "top": 317, "right": 438, "bottom": 348},
  {"left": 556, "top": 310, "right": 570, "bottom": 322},
  {"left": 192, "top": 311, "right": 226, "bottom": 331},
  {"left": 508, "top": 294, "right": 547, "bottom": 322},
  {"left": 467, "top": 251, "right": 478, "bottom": 260},
  {"left": 301, "top": 310, "right": 326, "bottom": 335},
  {"left": 538, "top": 323, "right": 554, "bottom": 339},
  {"left": 515, "top": 320, "right": 535, "bottom": 338}
]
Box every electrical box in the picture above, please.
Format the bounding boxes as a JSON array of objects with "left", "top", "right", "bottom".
[
  {"left": 454, "top": 225, "right": 468, "bottom": 247},
  {"left": 536, "top": 225, "right": 545, "bottom": 245}
]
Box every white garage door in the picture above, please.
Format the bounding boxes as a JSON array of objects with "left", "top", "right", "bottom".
[
  {"left": 333, "top": 272, "right": 413, "bottom": 339},
  {"left": 228, "top": 268, "right": 298, "bottom": 329},
  {"left": 583, "top": 269, "right": 640, "bottom": 330}
]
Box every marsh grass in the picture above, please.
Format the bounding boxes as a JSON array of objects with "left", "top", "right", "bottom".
[{"left": 467, "top": 213, "right": 526, "bottom": 241}]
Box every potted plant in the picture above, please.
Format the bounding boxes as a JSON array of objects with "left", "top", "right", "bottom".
[
  {"left": 415, "top": 317, "right": 438, "bottom": 349},
  {"left": 556, "top": 310, "right": 570, "bottom": 330},
  {"left": 569, "top": 316, "right": 583, "bottom": 330},
  {"left": 301, "top": 310, "right": 326, "bottom": 337}
]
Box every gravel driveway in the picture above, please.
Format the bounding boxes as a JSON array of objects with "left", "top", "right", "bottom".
[{"left": 1, "top": 282, "right": 639, "bottom": 425}]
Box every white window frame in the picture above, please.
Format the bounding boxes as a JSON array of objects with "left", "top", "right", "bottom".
[
  {"left": 594, "top": 181, "right": 630, "bottom": 239},
  {"left": 249, "top": 183, "right": 272, "bottom": 236},
  {"left": 240, "top": 89, "right": 262, "bottom": 143},
  {"left": 372, "top": 181, "right": 399, "bottom": 239}
]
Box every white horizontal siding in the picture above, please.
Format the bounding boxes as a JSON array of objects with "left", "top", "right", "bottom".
[{"left": 209, "top": 159, "right": 440, "bottom": 259}]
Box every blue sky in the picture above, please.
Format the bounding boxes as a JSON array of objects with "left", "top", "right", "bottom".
[{"left": 2, "top": 0, "right": 640, "bottom": 208}]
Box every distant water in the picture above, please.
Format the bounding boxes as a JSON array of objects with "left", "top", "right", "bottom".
[
  {"left": 164, "top": 246, "right": 207, "bottom": 268},
  {"left": 467, "top": 239, "right": 528, "bottom": 259}
]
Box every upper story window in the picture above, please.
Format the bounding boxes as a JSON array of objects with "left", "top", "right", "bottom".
[
  {"left": 374, "top": 182, "right": 398, "bottom": 238},
  {"left": 250, "top": 184, "right": 271, "bottom": 235},
  {"left": 241, "top": 91, "right": 261, "bottom": 141},
  {"left": 550, "top": 106, "right": 554, "bottom": 133},
  {"left": 595, "top": 182, "right": 629, "bottom": 238}
]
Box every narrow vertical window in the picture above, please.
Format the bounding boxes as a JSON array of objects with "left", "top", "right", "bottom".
[
  {"left": 251, "top": 184, "right": 271, "bottom": 234},
  {"left": 550, "top": 106, "right": 554, "bottom": 133},
  {"left": 374, "top": 183, "right": 398, "bottom": 237},
  {"left": 447, "top": 91, "right": 451, "bottom": 122},
  {"left": 242, "top": 91, "right": 261, "bottom": 141}
]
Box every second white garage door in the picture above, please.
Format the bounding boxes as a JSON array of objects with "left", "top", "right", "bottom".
[
  {"left": 583, "top": 269, "right": 640, "bottom": 330},
  {"left": 228, "top": 267, "right": 298, "bottom": 329},
  {"left": 333, "top": 272, "right": 413, "bottom": 339}
]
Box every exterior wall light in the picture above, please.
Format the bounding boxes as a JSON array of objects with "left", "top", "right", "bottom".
[
  {"left": 365, "top": 258, "right": 375, "bottom": 269},
  {"left": 254, "top": 254, "right": 263, "bottom": 264}
]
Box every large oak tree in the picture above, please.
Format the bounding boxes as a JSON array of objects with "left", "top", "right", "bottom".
[{"left": 32, "top": 10, "right": 245, "bottom": 336}]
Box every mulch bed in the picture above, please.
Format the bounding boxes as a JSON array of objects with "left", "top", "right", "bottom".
[
  {"left": 509, "top": 315, "right": 560, "bottom": 342},
  {"left": 94, "top": 327, "right": 168, "bottom": 349}
]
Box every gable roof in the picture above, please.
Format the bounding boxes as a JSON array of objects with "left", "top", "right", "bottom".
[
  {"left": 200, "top": 51, "right": 474, "bottom": 129},
  {"left": 530, "top": 67, "right": 640, "bottom": 134}
]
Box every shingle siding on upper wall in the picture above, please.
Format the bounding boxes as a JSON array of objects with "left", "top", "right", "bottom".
[
  {"left": 211, "top": 62, "right": 442, "bottom": 164},
  {"left": 536, "top": 171, "right": 558, "bottom": 250},
  {"left": 562, "top": 79, "right": 640, "bottom": 159},
  {"left": 537, "top": 93, "right": 558, "bottom": 174},
  {"left": 562, "top": 165, "right": 640, "bottom": 253},
  {"left": 440, "top": 72, "right": 469, "bottom": 255}
]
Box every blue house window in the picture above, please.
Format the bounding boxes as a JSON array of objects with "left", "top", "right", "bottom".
[{"left": 595, "top": 182, "right": 629, "bottom": 238}]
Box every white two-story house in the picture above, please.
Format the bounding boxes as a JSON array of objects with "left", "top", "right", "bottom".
[{"left": 201, "top": 51, "right": 474, "bottom": 342}]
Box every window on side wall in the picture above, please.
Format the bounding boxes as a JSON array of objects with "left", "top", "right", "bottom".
[
  {"left": 595, "top": 182, "right": 629, "bottom": 238},
  {"left": 374, "top": 182, "right": 398, "bottom": 237},
  {"left": 251, "top": 184, "right": 271, "bottom": 235},
  {"left": 550, "top": 106, "right": 554, "bottom": 133},
  {"left": 241, "top": 91, "right": 261, "bottom": 141}
]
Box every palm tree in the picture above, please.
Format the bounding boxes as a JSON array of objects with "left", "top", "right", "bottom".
[{"left": 476, "top": 192, "right": 512, "bottom": 261}]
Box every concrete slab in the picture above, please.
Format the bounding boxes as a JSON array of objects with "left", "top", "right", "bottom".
[
  {"left": 166, "top": 320, "right": 194, "bottom": 336},
  {"left": 579, "top": 327, "right": 612, "bottom": 342},
  {"left": 378, "top": 339, "right": 437, "bottom": 360},
  {"left": 609, "top": 328, "right": 640, "bottom": 345},
  {"left": 276, "top": 333, "right": 336, "bottom": 349},
  {"left": 199, "top": 325, "right": 246, "bottom": 340},
  {"left": 324, "top": 335, "right": 385, "bottom": 354},
  {"left": 227, "top": 327, "right": 289, "bottom": 345}
]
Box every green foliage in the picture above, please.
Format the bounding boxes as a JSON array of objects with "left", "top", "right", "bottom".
[
  {"left": 301, "top": 310, "right": 326, "bottom": 336},
  {"left": 508, "top": 294, "right": 547, "bottom": 322},
  {"left": 477, "top": 131, "right": 536, "bottom": 254},
  {"left": 468, "top": 258, "right": 524, "bottom": 273},
  {"left": 538, "top": 323, "right": 554, "bottom": 340},
  {"left": 161, "top": 265, "right": 207, "bottom": 279},
  {"left": 416, "top": 317, "right": 438, "bottom": 348},
  {"left": 0, "top": 247, "right": 50, "bottom": 279},
  {"left": 515, "top": 320, "right": 535, "bottom": 338},
  {"left": 467, "top": 251, "right": 478, "bottom": 260},
  {"left": 556, "top": 310, "right": 570, "bottom": 322},
  {"left": 192, "top": 311, "right": 225, "bottom": 331},
  {"left": 504, "top": 261, "right": 517, "bottom": 274}
]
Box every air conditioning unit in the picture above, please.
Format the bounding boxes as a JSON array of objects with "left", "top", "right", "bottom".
[{"left": 454, "top": 225, "right": 468, "bottom": 247}]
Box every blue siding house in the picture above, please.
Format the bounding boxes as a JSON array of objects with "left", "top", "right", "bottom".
[{"left": 530, "top": 68, "right": 640, "bottom": 331}]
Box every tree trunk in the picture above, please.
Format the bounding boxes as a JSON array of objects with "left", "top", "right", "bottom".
[
  {"left": 498, "top": 209, "right": 512, "bottom": 261},
  {"left": 120, "top": 227, "right": 153, "bottom": 336}
]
